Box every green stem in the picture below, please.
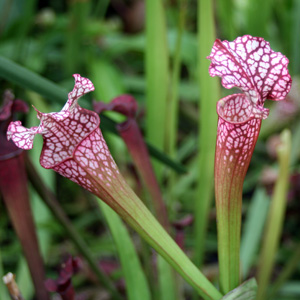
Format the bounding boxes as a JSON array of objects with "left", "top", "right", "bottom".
[
  {"left": 145, "top": 0, "right": 169, "bottom": 180},
  {"left": 92, "top": 170, "right": 223, "bottom": 300},
  {"left": 240, "top": 188, "right": 270, "bottom": 279},
  {"left": 215, "top": 119, "right": 262, "bottom": 294},
  {"left": 165, "top": 1, "right": 187, "bottom": 233},
  {"left": 216, "top": 176, "right": 243, "bottom": 293},
  {"left": 195, "top": 0, "right": 219, "bottom": 267},
  {"left": 98, "top": 201, "right": 151, "bottom": 300},
  {"left": 145, "top": 2, "right": 178, "bottom": 298},
  {"left": 165, "top": 0, "right": 186, "bottom": 158},
  {"left": 256, "top": 130, "right": 291, "bottom": 300},
  {"left": 118, "top": 120, "right": 170, "bottom": 230}
]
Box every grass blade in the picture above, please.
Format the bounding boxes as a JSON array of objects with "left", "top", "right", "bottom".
[
  {"left": 194, "top": 0, "right": 220, "bottom": 267},
  {"left": 165, "top": 0, "right": 187, "bottom": 158},
  {"left": 145, "top": 0, "right": 169, "bottom": 179},
  {"left": 240, "top": 188, "right": 269, "bottom": 279},
  {"left": 89, "top": 58, "right": 125, "bottom": 102},
  {"left": 88, "top": 57, "right": 127, "bottom": 160},
  {"left": 0, "top": 55, "right": 67, "bottom": 104},
  {"left": 256, "top": 129, "right": 291, "bottom": 300},
  {"left": 145, "top": 1, "right": 178, "bottom": 298},
  {"left": 98, "top": 201, "right": 151, "bottom": 300}
]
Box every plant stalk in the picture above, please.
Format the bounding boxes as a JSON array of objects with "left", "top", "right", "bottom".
[
  {"left": 91, "top": 167, "right": 223, "bottom": 300},
  {"left": 256, "top": 130, "right": 291, "bottom": 300},
  {"left": 215, "top": 119, "right": 262, "bottom": 293},
  {"left": 195, "top": 0, "right": 220, "bottom": 267}
]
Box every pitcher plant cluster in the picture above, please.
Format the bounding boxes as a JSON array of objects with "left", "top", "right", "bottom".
[{"left": 5, "top": 35, "right": 292, "bottom": 299}]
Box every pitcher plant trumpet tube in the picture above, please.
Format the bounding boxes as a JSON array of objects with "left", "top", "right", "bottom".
[
  {"left": 7, "top": 74, "right": 222, "bottom": 300},
  {"left": 207, "top": 35, "right": 292, "bottom": 293}
]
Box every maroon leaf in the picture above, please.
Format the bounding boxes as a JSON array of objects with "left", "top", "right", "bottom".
[
  {"left": 172, "top": 215, "right": 193, "bottom": 250},
  {"left": 93, "top": 94, "right": 138, "bottom": 118},
  {"left": 45, "top": 256, "right": 81, "bottom": 300},
  {"left": 0, "top": 92, "right": 48, "bottom": 300}
]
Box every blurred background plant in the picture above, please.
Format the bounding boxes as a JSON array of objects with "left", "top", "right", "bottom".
[{"left": 0, "top": 0, "right": 299, "bottom": 299}]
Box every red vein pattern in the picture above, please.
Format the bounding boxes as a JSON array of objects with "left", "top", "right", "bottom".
[
  {"left": 215, "top": 93, "right": 262, "bottom": 170},
  {"left": 208, "top": 35, "right": 292, "bottom": 119},
  {"left": 7, "top": 75, "right": 123, "bottom": 201},
  {"left": 208, "top": 35, "right": 293, "bottom": 201},
  {"left": 6, "top": 75, "right": 225, "bottom": 300},
  {"left": 207, "top": 35, "right": 292, "bottom": 293},
  {"left": 94, "top": 95, "right": 170, "bottom": 230}
]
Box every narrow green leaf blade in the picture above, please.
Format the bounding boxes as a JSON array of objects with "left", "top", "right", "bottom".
[
  {"left": 98, "top": 200, "right": 151, "bottom": 300},
  {"left": 257, "top": 130, "right": 291, "bottom": 300},
  {"left": 194, "top": 0, "right": 220, "bottom": 267},
  {"left": 145, "top": 1, "right": 178, "bottom": 297},
  {"left": 0, "top": 55, "right": 67, "bottom": 104},
  {"left": 157, "top": 256, "right": 177, "bottom": 300},
  {"left": 240, "top": 188, "right": 269, "bottom": 279},
  {"left": 145, "top": 0, "right": 169, "bottom": 179},
  {"left": 89, "top": 58, "right": 125, "bottom": 102}
]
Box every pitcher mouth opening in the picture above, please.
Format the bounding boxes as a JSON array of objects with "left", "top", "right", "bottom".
[{"left": 217, "top": 93, "right": 254, "bottom": 124}]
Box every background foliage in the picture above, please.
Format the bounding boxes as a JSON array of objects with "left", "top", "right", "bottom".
[{"left": 0, "top": 0, "right": 300, "bottom": 299}]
